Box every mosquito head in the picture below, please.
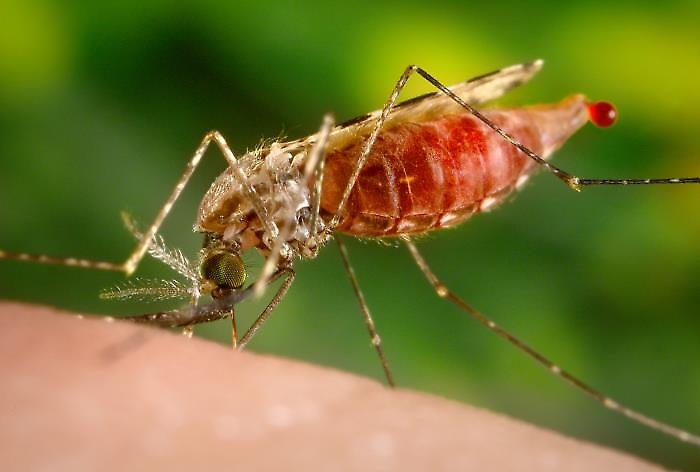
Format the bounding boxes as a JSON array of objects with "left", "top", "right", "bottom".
[
  {"left": 199, "top": 248, "right": 247, "bottom": 298},
  {"left": 587, "top": 101, "right": 617, "bottom": 128}
]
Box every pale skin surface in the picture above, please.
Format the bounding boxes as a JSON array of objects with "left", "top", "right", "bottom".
[{"left": 0, "top": 302, "right": 664, "bottom": 471}]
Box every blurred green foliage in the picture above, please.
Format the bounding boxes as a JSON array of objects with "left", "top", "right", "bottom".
[{"left": 1, "top": 0, "right": 699, "bottom": 468}]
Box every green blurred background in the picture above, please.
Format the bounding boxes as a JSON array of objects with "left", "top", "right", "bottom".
[{"left": 1, "top": 0, "right": 699, "bottom": 468}]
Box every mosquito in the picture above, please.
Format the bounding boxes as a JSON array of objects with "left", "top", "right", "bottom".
[{"left": 1, "top": 59, "right": 698, "bottom": 447}]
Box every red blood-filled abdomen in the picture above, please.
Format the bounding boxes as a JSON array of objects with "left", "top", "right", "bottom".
[{"left": 320, "top": 111, "right": 548, "bottom": 237}]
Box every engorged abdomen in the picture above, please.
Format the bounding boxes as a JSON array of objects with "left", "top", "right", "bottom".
[{"left": 320, "top": 96, "right": 589, "bottom": 237}]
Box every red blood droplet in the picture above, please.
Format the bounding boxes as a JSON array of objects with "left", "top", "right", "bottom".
[{"left": 587, "top": 101, "right": 617, "bottom": 128}]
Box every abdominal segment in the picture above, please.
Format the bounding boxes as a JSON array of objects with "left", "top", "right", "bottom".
[{"left": 321, "top": 112, "right": 544, "bottom": 236}]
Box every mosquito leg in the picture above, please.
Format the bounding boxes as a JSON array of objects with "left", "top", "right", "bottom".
[
  {"left": 329, "top": 65, "right": 423, "bottom": 229},
  {"left": 401, "top": 235, "right": 700, "bottom": 445},
  {"left": 252, "top": 114, "right": 335, "bottom": 298},
  {"left": 0, "top": 131, "right": 277, "bottom": 277},
  {"left": 336, "top": 236, "right": 395, "bottom": 387},
  {"left": 305, "top": 113, "right": 335, "bottom": 239},
  {"left": 122, "top": 130, "right": 275, "bottom": 276},
  {"left": 409, "top": 67, "right": 700, "bottom": 191},
  {"left": 238, "top": 267, "right": 295, "bottom": 348},
  {"left": 0, "top": 250, "right": 124, "bottom": 271}
]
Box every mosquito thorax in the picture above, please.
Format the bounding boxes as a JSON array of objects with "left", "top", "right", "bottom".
[{"left": 197, "top": 141, "right": 328, "bottom": 261}]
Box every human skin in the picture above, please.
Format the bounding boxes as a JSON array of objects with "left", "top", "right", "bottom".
[{"left": 0, "top": 302, "right": 663, "bottom": 471}]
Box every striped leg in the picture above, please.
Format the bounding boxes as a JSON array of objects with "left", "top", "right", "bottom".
[{"left": 402, "top": 235, "right": 700, "bottom": 446}]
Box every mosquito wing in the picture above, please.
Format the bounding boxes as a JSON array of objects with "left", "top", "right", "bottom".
[
  {"left": 391, "top": 59, "right": 544, "bottom": 116},
  {"left": 310, "top": 60, "right": 544, "bottom": 151}
]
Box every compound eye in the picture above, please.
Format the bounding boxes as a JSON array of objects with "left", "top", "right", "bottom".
[{"left": 200, "top": 250, "right": 246, "bottom": 289}]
